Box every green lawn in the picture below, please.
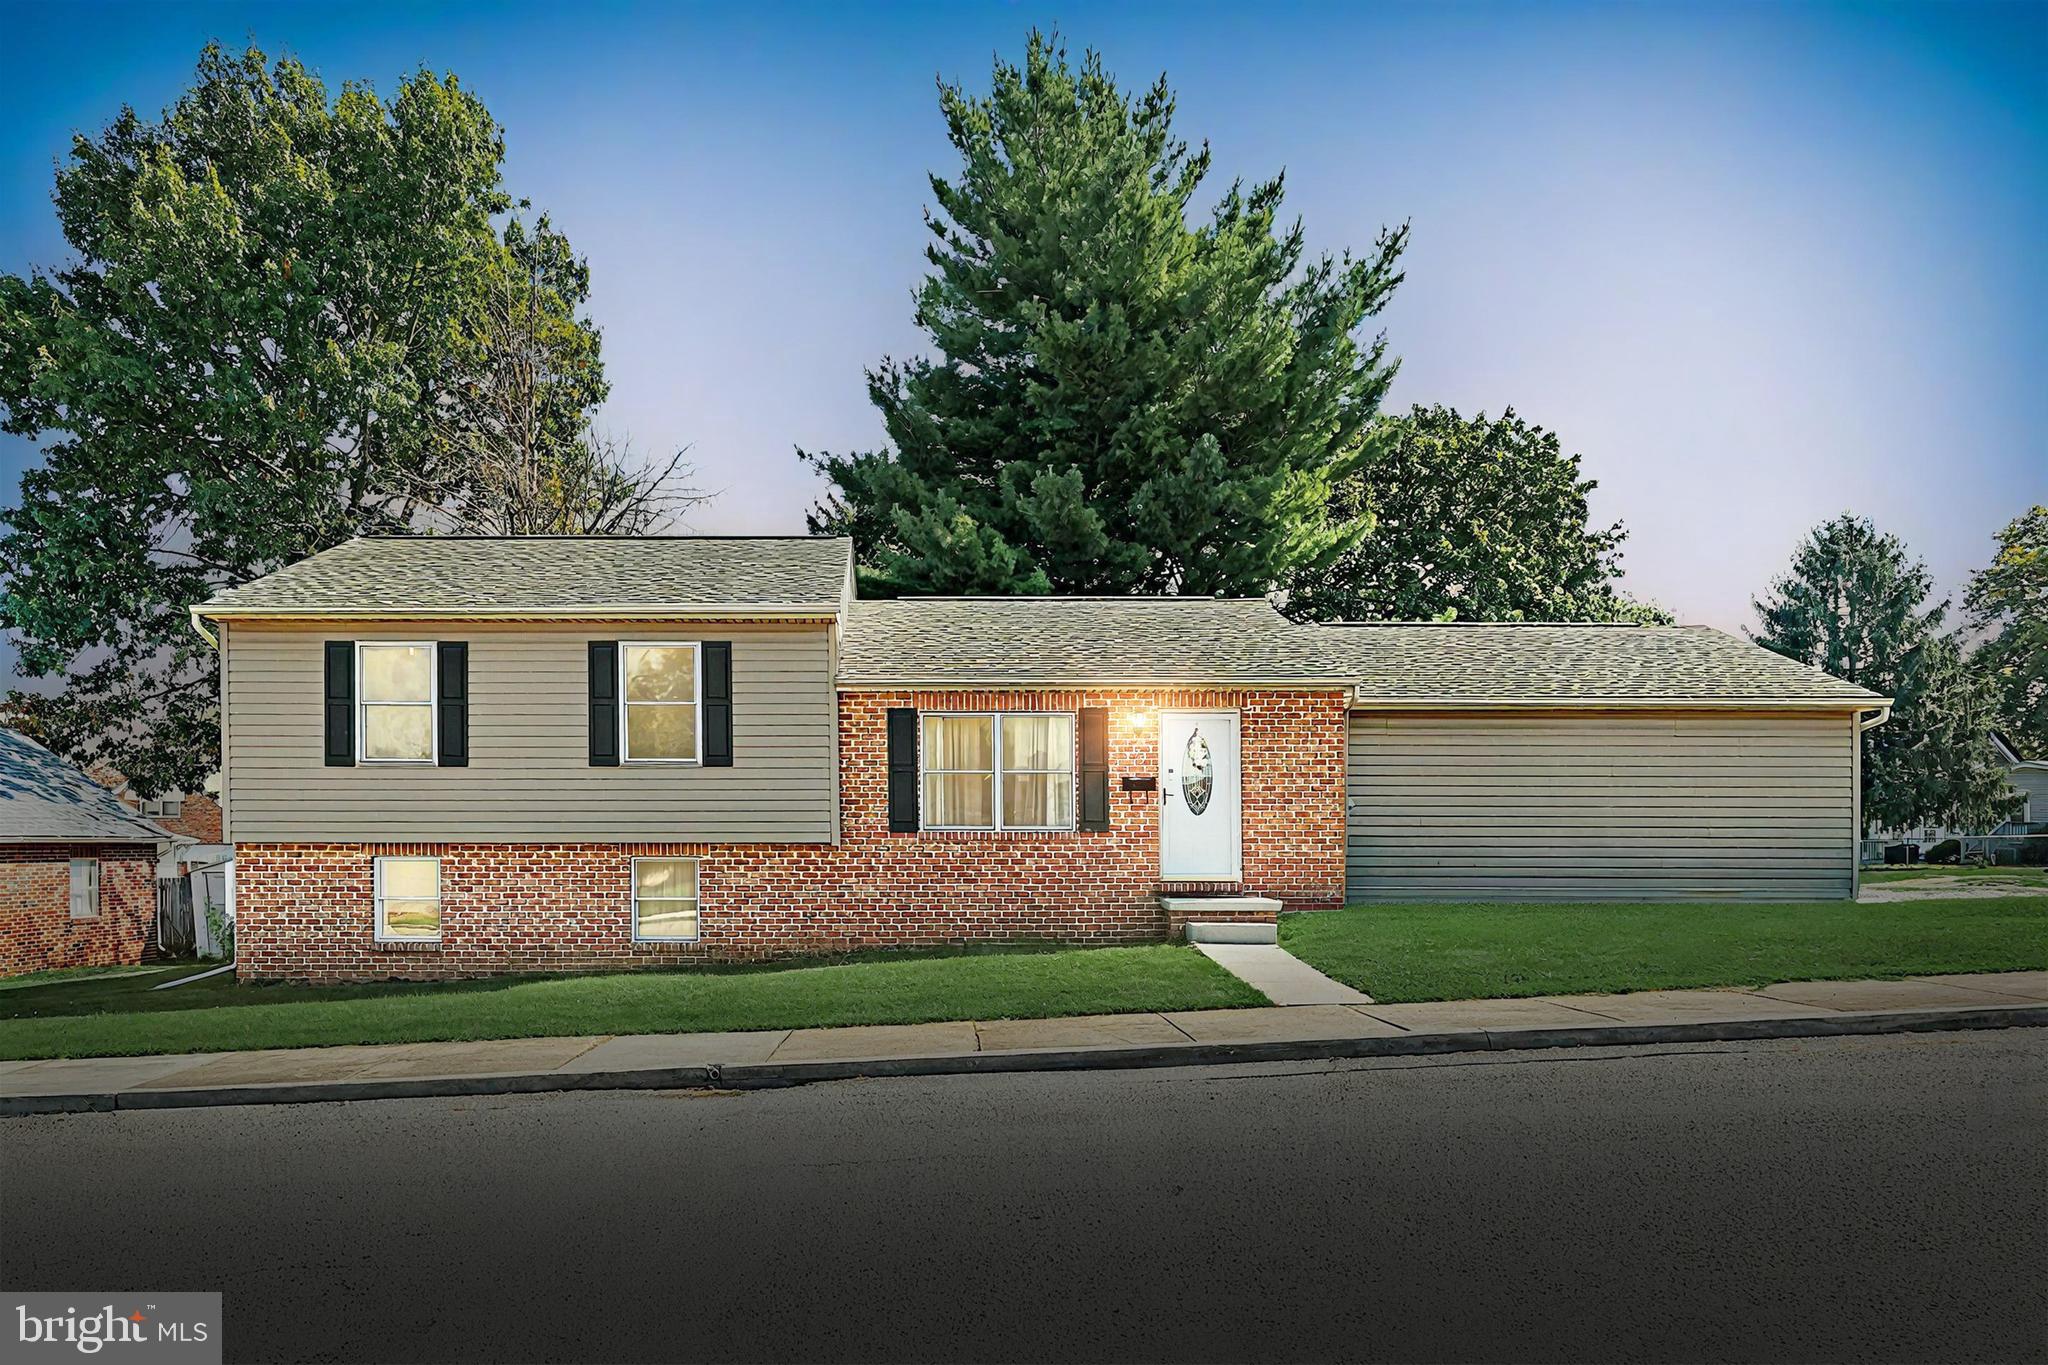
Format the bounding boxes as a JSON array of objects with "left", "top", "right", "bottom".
[
  {"left": 1862, "top": 865, "right": 2048, "bottom": 885},
  {"left": 0, "top": 943, "right": 1264, "bottom": 1061},
  {"left": 1281, "top": 897, "right": 2048, "bottom": 1003}
]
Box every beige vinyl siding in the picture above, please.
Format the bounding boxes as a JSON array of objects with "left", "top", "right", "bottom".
[
  {"left": 1346, "top": 709, "right": 1856, "bottom": 901},
  {"left": 225, "top": 620, "right": 835, "bottom": 843}
]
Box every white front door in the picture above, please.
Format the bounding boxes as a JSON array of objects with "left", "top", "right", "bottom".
[{"left": 1160, "top": 710, "right": 1241, "bottom": 881}]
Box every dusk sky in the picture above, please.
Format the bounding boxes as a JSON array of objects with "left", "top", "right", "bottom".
[{"left": 1, "top": 0, "right": 2041, "bottom": 645}]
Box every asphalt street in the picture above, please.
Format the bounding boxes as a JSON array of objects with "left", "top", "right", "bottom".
[{"left": 4, "top": 1029, "right": 2044, "bottom": 1364}]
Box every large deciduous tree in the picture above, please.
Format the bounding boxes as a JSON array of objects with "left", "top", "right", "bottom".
[
  {"left": 1286, "top": 404, "right": 1667, "bottom": 623},
  {"left": 1753, "top": 514, "right": 2017, "bottom": 833},
  {"left": 0, "top": 44, "right": 688, "bottom": 795},
  {"left": 803, "top": 31, "right": 1406, "bottom": 596},
  {"left": 1966, "top": 505, "right": 2047, "bottom": 756}
]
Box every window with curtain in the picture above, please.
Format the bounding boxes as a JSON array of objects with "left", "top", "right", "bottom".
[
  {"left": 358, "top": 643, "right": 436, "bottom": 762},
  {"left": 633, "top": 858, "right": 700, "bottom": 940},
  {"left": 375, "top": 856, "right": 441, "bottom": 941},
  {"left": 921, "top": 712, "right": 1074, "bottom": 830},
  {"left": 623, "top": 643, "right": 699, "bottom": 761}
]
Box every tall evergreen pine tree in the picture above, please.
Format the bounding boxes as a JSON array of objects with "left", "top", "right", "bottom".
[{"left": 804, "top": 31, "right": 1406, "bottom": 596}]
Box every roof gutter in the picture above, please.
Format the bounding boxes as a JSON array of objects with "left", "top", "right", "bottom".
[
  {"left": 1858, "top": 704, "right": 1893, "bottom": 732},
  {"left": 188, "top": 606, "right": 218, "bottom": 648}
]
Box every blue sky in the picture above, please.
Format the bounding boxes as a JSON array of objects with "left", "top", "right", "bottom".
[{"left": 0, "top": 0, "right": 2041, "bottom": 645}]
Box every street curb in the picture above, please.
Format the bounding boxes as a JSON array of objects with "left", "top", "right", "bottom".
[{"left": 6, "top": 1003, "right": 2045, "bottom": 1117}]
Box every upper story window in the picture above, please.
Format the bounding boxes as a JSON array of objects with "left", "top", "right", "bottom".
[
  {"left": 921, "top": 712, "right": 1074, "bottom": 831},
  {"left": 139, "top": 794, "right": 184, "bottom": 819},
  {"left": 358, "top": 643, "right": 436, "bottom": 763},
  {"left": 622, "top": 642, "right": 700, "bottom": 763}
]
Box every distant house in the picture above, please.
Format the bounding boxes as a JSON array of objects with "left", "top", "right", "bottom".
[
  {"left": 1869, "top": 731, "right": 2046, "bottom": 857},
  {"left": 1990, "top": 732, "right": 2047, "bottom": 832},
  {"left": 92, "top": 765, "right": 225, "bottom": 844},
  {"left": 0, "top": 727, "right": 170, "bottom": 976},
  {"left": 92, "top": 766, "right": 234, "bottom": 957}
]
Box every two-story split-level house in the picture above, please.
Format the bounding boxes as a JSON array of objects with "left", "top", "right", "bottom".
[{"left": 195, "top": 535, "right": 1889, "bottom": 983}]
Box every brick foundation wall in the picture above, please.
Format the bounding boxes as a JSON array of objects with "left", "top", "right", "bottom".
[
  {"left": 0, "top": 844, "right": 158, "bottom": 976},
  {"left": 236, "top": 688, "right": 1347, "bottom": 982}
]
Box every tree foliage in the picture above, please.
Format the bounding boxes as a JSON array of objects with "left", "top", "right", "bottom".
[
  {"left": 1287, "top": 405, "right": 1666, "bottom": 623},
  {"left": 1752, "top": 514, "right": 2018, "bottom": 832},
  {"left": 0, "top": 45, "right": 691, "bottom": 793},
  {"left": 1965, "top": 505, "right": 2047, "bottom": 756},
  {"left": 803, "top": 31, "right": 1406, "bottom": 597}
]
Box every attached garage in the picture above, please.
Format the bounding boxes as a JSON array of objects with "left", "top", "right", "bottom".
[
  {"left": 1346, "top": 709, "right": 1857, "bottom": 901},
  {"left": 1323, "top": 624, "right": 1889, "bottom": 904}
]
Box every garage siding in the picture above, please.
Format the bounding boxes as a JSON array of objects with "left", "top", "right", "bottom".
[{"left": 1345, "top": 710, "right": 1856, "bottom": 901}]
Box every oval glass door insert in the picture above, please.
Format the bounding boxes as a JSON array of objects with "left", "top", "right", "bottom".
[{"left": 1182, "top": 729, "right": 1214, "bottom": 815}]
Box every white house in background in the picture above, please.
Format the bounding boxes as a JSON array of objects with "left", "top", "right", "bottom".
[{"left": 1869, "top": 731, "right": 2045, "bottom": 858}]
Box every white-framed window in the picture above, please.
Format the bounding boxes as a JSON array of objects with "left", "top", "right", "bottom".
[
  {"left": 632, "top": 857, "right": 700, "bottom": 941},
  {"left": 920, "top": 711, "right": 1075, "bottom": 832},
  {"left": 139, "top": 794, "right": 184, "bottom": 819},
  {"left": 621, "top": 642, "right": 701, "bottom": 763},
  {"left": 358, "top": 642, "right": 437, "bottom": 763},
  {"left": 68, "top": 858, "right": 100, "bottom": 919},
  {"left": 374, "top": 856, "right": 442, "bottom": 941}
]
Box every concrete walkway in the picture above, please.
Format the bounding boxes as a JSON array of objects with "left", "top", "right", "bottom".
[
  {"left": 1194, "top": 942, "right": 1374, "bottom": 1005},
  {"left": 4, "top": 970, "right": 2044, "bottom": 1116}
]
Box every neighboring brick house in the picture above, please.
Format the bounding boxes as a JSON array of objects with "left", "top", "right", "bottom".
[
  {"left": 195, "top": 536, "right": 1888, "bottom": 984},
  {"left": 1, "top": 727, "right": 170, "bottom": 976},
  {"left": 91, "top": 765, "right": 225, "bottom": 844}
]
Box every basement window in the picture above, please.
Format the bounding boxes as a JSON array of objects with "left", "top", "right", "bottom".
[
  {"left": 632, "top": 858, "right": 700, "bottom": 941},
  {"left": 374, "top": 856, "right": 441, "bottom": 942}
]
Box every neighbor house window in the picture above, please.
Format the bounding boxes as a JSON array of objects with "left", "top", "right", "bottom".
[
  {"left": 358, "top": 643, "right": 436, "bottom": 763},
  {"left": 68, "top": 858, "right": 99, "bottom": 919},
  {"left": 621, "top": 643, "right": 700, "bottom": 762},
  {"left": 374, "top": 856, "right": 441, "bottom": 941},
  {"left": 140, "top": 794, "right": 184, "bottom": 819},
  {"left": 632, "top": 857, "right": 699, "bottom": 941},
  {"left": 920, "top": 712, "right": 1074, "bottom": 831}
]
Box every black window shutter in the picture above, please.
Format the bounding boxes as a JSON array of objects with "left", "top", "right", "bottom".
[
  {"left": 323, "top": 641, "right": 355, "bottom": 767},
  {"left": 702, "top": 641, "right": 733, "bottom": 766},
  {"left": 437, "top": 642, "right": 469, "bottom": 767},
  {"left": 1079, "top": 707, "right": 1110, "bottom": 831},
  {"left": 886, "top": 707, "right": 919, "bottom": 832},
  {"left": 588, "top": 641, "right": 620, "bottom": 766}
]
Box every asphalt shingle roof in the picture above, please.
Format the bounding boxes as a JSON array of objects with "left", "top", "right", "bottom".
[
  {"left": 839, "top": 603, "right": 1884, "bottom": 704},
  {"left": 839, "top": 597, "right": 1345, "bottom": 686},
  {"left": 0, "top": 728, "right": 171, "bottom": 844},
  {"left": 1321, "top": 623, "right": 1887, "bottom": 705},
  {"left": 200, "top": 536, "right": 853, "bottom": 617}
]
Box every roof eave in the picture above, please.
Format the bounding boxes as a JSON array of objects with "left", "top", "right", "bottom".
[
  {"left": 196, "top": 604, "right": 845, "bottom": 623},
  {"left": 836, "top": 675, "right": 1354, "bottom": 690},
  {"left": 1347, "top": 694, "right": 1893, "bottom": 710}
]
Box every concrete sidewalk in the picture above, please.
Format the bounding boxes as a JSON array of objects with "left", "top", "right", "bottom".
[{"left": 4, "top": 970, "right": 2045, "bottom": 1116}]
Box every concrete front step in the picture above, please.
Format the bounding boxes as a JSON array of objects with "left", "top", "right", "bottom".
[{"left": 1164, "top": 895, "right": 1280, "bottom": 944}]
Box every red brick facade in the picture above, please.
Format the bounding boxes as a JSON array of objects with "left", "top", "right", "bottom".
[
  {"left": 235, "top": 688, "right": 1347, "bottom": 982},
  {"left": 0, "top": 844, "right": 158, "bottom": 977}
]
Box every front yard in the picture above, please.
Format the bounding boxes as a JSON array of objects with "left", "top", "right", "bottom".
[
  {"left": 1280, "top": 896, "right": 2048, "bottom": 1003},
  {"left": 0, "top": 943, "right": 1263, "bottom": 1061}
]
